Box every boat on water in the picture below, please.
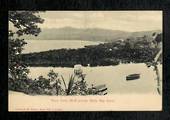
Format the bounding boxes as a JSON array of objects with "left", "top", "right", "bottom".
[{"left": 126, "top": 74, "right": 140, "bottom": 81}]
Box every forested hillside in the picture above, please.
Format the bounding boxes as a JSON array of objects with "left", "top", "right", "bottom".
[{"left": 21, "top": 34, "right": 162, "bottom": 67}]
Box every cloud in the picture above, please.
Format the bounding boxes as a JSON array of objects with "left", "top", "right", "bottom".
[{"left": 37, "top": 11, "right": 162, "bottom": 32}]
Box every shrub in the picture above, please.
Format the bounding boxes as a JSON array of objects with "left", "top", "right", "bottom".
[{"left": 27, "top": 76, "right": 51, "bottom": 95}]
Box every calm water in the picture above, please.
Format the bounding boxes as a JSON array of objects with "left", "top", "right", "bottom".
[
  {"left": 28, "top": 63, "right": 162, "bottom": 94},
  {"left": 23, "top": 40, "right": 103, "bottom": 53}
]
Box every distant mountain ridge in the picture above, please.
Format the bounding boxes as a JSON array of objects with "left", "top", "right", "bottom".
[{"left": 23, "top": 27, "right": 161, "bottom": 42}]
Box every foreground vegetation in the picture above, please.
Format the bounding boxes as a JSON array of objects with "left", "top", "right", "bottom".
[{"left": 9, "top": 70, "right": 101, "bottom": 95}]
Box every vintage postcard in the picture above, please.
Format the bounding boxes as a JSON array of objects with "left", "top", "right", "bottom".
[{"left": 8, "top": 11, "right": 162, "bottom": 111}]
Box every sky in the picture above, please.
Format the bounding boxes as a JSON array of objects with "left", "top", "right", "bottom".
[{"left": 37, "top": 11, "right": 162, "bottom": 32}]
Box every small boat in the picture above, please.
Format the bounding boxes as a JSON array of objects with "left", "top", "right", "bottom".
[
  {"left": 126, "top": 74, "right": 140, "bottom": 81},
  {"left": 91, "top": 84, "right": 107, "bottom": 95}
]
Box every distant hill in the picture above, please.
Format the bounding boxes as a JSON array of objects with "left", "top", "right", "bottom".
[
  {"left": 23, "top": 27, "right": 161, "bottom": 42},
  {"left": 129, "top": 30, "right": 161, "bottom": 38}
]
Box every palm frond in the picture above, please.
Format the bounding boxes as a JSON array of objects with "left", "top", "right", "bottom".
[
  {"left": 67, "top": 75, "right": 75, "bottom": 95},
  {"left": 60, "top": 75, "right": 67, "bottom": 90}
]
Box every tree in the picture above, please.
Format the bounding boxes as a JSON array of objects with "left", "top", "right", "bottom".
[
  {"left": 8, "top": 11, "right": 44, "bottom": 91},
  {"left": 48, "top": 70, "right": 64, "bottom": 95}
]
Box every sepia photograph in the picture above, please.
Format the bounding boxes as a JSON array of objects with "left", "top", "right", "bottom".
[{"left": 8, "top": 11, "right": 162, "bottom": 111}]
